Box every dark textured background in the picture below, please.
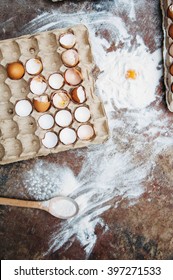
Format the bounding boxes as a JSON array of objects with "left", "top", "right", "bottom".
[{"left": 1, "top": 0, "right": 173, "bottom": 260}]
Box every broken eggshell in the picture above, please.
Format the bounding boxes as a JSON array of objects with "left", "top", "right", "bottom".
[
  {"left": 74, "top": 106, "right": 91, "bottom": 123},
  {"left": 38, "top": 114, "right": 54, "bottom": 130},
  {"left": 15, "top": 99, "right": 33, "bottom": 117},
  {"left": 59, "top": 32, "right": 76, "bottom": 49},
  {"left": 26, "top": 58, "right": 43, "bottom": 75},
  {"left": 33, "top": 95, "right": 51, "bottom": 112},
  {"left": 61, "top": 49, "right": 79, "bottom": 67},
  {"left": 48, "top": 72, "right": 64, "bottom": 90},
  {"left": 42, "top": 131, "right": 58, "bottom": 149},
  {"left": 168, "top": 24, "right": 173, "bottom": 39},
  {"left": 169, "top": 64, "right": 173, "bottom": 76},
  {"left": 168, "top": 4, "right": 173, "bottom": 21},
  {"left": 55, "top": 109, "right": 73, "bottom": 127},
  {"left": 51, "top": 90, "right": 70, "bottom": 109},
  {"left": 77, "top": 124, "right": 95, "bottom": 140},
  {"left": 59, "top": 127, "right": 77, "bottom": 145},
  {"left": 70, "top": 86, "right": 86, "bottom": 104},
  {"left": 30, "top": 75, "right": 47, "bottom": 95},
  {"left": 64, "top": 68, "right": 83, "bottom": 86}
]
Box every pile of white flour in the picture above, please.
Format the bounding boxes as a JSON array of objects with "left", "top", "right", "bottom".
[{"left": 97, "top": 44, "right": 161, "bottom": 109}]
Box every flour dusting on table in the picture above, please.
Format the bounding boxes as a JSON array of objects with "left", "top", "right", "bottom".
[{"left": 10, "top": 1, "right": 170, "bottom": 258}]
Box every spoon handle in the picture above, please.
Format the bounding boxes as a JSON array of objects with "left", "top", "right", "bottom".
[{"left": 0, "top": 197, "right": 43, "bottom": 210}]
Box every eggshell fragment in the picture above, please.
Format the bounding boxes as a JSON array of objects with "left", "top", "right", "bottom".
[
  {"left": 74, "top": 106, "right": 91, "bottom": 123},
  {"left": 59, "top": 128, "right": 77, "bottom": 145},
  {"left": 26, "top": 58, "right": 43, "bottom": 75},
  {"left": 15, "top": 99, "right": 32, "bottom": 117},
  {"left": 61, "top": 49, "right": 79, "bottom": 67},
  {"left": 30, "top": 76, "right": 47, "bottom": 95},
  {"left": 38, "top": 114, "right": 54, "bottom": 130},
  {"left": 170, "top": 64, "right": 173, "bottom": 76},
  {"left": 65, "top": 68, "right": 83, "bottom": 86},
  {"left": 71, "top": 86, "right": 86, "bottom": 104},
  {"left": 168, "top": 4, "right": 173, "bottom": 20},
  {"left": 7, "top": 62, "right": 25, "bottom": 80},
  {"left": 77, "top": 124, "right": 95, "bottom": 140},
  {"left": 48, "top": 73, "right": 64, "bottom": 90},
  {"left": 42, "top": 132, "right": 58, "bottom": 149},
  {"left": 59, "top": 32, "right": 76, "bottom": 49},
  {"left": 55, "top": 110, "right": 72, "bottom": 127},
  {"left": 33, "top": 95, "right": 50, "bottom": 112},
  {"left": 168, "top": 24, "right": 173, "bottom": 39},
  {"left": 51, "top": 90, "right": 70, "bottom": 109}
]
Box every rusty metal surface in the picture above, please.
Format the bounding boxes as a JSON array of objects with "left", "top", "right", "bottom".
[{"left": 0, "top": 0, "right": 173, "bottom": 260}]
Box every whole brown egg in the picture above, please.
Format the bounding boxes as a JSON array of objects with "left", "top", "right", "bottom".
[{"left": 7, "top": 62, "right": 25, "bottom": 80}]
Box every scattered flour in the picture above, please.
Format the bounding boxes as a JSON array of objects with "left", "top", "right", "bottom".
[{"left": 3, "top": 1, "right": 169, "bottom": 257}]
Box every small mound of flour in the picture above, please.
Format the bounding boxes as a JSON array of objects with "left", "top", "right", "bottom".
[{"left": 97, "top": 44, "right": 161, "bottom": 110}]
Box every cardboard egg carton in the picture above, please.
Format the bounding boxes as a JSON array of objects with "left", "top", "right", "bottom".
[
  {"left": 0, "top": 25, "right": 109, "bottom": 165},
  {"left": 160, "top": 0, "right": 173, "bottom": 111}
]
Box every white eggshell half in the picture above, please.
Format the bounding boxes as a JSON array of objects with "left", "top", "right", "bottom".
[
  {"left": 65, "top": 68, "right": 82, "bottom": 86},
  {"left": 48, "top": 73, "right": 64, "bottom": 90},
  {"left": 15, "top": 100, "right": 32, "bottom": 117},
  {"left": 59, "top": 128, "right": 77, "bottom": 145},
  {"left": 52, "top": 91, "right": 69, "bottom": 109},
  {"left": 55, "top": 110, "right": 72, "bottom": 127},
  {"left": 42, "top": 132, "right": 58, "bottom": 148},
  {"left": 77, "top": 124, "right": 94, "bottom": 140},
  {"left": 59, "top": 33, "right": 76, "bottom": 48},
  {"left": 30, "top": 76, "right": 47, "bottom": 95},
  {"left": 38, "top": 114, "right": 54, "bottom": 130},
  {"left": 74, "top": 106, "right": 91, "bottom": 123},
  {"left": 61, "top": 49, "right": 79, "bottom": 67},
  {"left": 26, "top": 59, "right": 43, "bottom": 75}
]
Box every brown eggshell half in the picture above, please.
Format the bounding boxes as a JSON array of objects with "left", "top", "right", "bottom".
[
  {"left": 33, "top": 95, "right": 51, "bottom": 112},
  {"left": 168, "top": 24, "right": 173, "bottom": 39},
  {"left": 168, "top": 4, "right": 173, "bottom": 21},
  {"left": 70, "top": 86, "right": 87, "bottom": 104}
]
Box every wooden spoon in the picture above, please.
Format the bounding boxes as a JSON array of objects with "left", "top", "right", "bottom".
[{"left": 0, "top": 196, "right": 79, "bottom": 219}]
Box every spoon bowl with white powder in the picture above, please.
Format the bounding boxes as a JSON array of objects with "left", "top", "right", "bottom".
[{"left": 0, "top": 196, "right": 79, "bottom": 219}]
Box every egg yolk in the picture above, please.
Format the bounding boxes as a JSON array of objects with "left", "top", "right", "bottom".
[{"left": 125, "top": 69, "right": 137, "bottom": 80}]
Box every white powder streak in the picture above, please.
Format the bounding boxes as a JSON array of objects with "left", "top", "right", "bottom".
[
  {"left": 19, "top": 3, "right": 170, "bottom": 258},
  {"left": 114, "top": 0, "right": 136, "bottom": 21}
]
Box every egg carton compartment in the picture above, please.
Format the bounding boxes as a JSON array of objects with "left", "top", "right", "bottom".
[
  {"left": 160, "top": 0, "right": 173, "bottom": 111},
  {"left": 0, "top": 24, "right": 109, "bottom": 165}
]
